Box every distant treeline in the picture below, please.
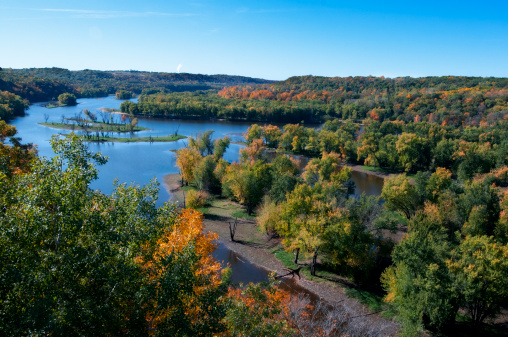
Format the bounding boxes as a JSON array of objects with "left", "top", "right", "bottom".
[
  {"left": 0, "top": 67, "right": 274, "bottom": 103},
  {"left": 120, "top": 75, "right": 508, "bottom": 126}
]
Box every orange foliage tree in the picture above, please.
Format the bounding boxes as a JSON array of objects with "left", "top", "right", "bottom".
[{"left": 137, "top": 208, "right": 228, "bottom": 335}]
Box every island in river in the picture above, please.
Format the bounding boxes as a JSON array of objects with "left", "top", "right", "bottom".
[
  {"left": 81, "top": 134, "right": 186, "bottom": 143},
  {"left": 39, "top": 121, "right": 148, "bottom": 133}
]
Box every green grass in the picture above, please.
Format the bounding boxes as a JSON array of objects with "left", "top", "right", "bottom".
[
  {"left": 45, "top": 103, "right": 66, "bottom": 109},
  {"left": 81, "top": 135, "right": 186, "bottom": 143},
  {"left": 231, "top": 210, "right": 256, "bottom": 221},
  {"left": 387, "top": 210, "right": 409, "bottom": 227},
  {"left": 361, "top": 165, "right": 385, "bottom": 173},
  {"left": 273, "top": 247, "right": 298, "bottom": 269},
  {"left": 180, "top": 185, "right": 196, "bottom": 193}
]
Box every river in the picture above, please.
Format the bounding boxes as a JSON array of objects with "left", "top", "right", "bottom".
[{"left": 10, "top": 96, "right": 384, "bottom": 289}]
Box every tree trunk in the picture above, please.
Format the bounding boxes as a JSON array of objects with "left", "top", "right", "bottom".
[
  {"left": 294, "top": 248, "right": 300, "bottom": 264},
  {"left": 229, "top": 218, "right": 238, "bottom": 242},
  {"left": 310, "top": 251, "right": 318, "bottom": 276}
]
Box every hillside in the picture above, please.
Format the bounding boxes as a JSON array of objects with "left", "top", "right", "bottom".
[{"left": 0, "top": 67, "right": 275, "bottom": 103}]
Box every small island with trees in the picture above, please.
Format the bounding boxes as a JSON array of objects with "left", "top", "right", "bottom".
[{"left": 45, "top": 92, "right": 78, "bottom": 108}]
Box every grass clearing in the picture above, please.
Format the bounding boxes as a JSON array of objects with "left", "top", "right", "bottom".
[{"left": 231, "top": 210, "right": 256, "bottom": 221}]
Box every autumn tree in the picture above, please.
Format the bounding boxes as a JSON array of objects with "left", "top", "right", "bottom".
[
  {"left": 261, "top": 124, "right": 282, "bottom": 148},
  {"left": 245, "top": 124, "right": 263, "bottom": 144},
  {"left": 0, "top": 121, "right": 36, "bottom": 177},
  {"left": 239, "top": 138, "right": 266, "bottom": 164},
  {"left": 224, "top": 279, "right": 294, "bottom": 337},
  {"left": 175, "top": 146, "right": 202, "bottom": 185},
  {"left": 0, "top": 134, "right": 231, "bottom": 336}
]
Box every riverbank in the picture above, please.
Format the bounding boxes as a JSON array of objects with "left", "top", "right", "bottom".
[
  {"left": 162, "top": 173, "right": 399, "bottom": 334},
  {"left": 344, "top": 164, "right": 397, "bottom": 180}
]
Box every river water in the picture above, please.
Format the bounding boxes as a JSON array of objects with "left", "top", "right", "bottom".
[{"left": 10, "top": 96, "right": 384, "bottom": 290}]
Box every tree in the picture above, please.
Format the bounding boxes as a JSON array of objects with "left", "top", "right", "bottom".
[
  {"left": 459, "top": 180, "right": 500, "bottom": 237},
  {"left": 269, "top": 174, "right": 299, "bottom": 204},
  {"left": 433, "top": 138, "right": 458, "bottom": 171},
  {"left": 357, "top": 131, "right": 381, "bottom": 167},
  {"left": 194, "top": 155, "right": 220, "bottom": 193},
  {"left": 0, "top": 134, "right": 230, "bottom": 336},
  {"left": 448, "top": 235, "right": 508, "bottom": 325},
  {"left": 261, "top": 124, "right": 282, "bottom": 148},
  {"left": 270, "top": 155, "right": 299, "bottom": 177},
  {"left": 189, "top": 130, "right": 215, "bottom": 156},
  {"left": 245, "top": 124, "right": 263, "bottom": 144},
  {"left": 138, "top": 209, "right": 228, "bottom": 335},
  {"left": 396, "top": 133, "right": 432, "bottom": 173},
  {"left": 382, "top": 213, "right": 458, "bottom": 336},
  {"left": 0, "top": 90, "right": 28, "bottom": 120},
  {"left": 224, "top": 280, "right": 294, "bottom": 337},
  {"left": 0, "top": 121, "right": 36, "bottom": 177},
  {"left": 58, "top": 92, "right": 77, "bottom": 106},
  {"left": 240, "top": 138, "right": 266, "bottom": 164},
  {"left": 115, "top": 90, "right": 133, "bottom": 99},
  {"left": 302, "top": 152, "right": 343, "bottom": 186},
  {"left": 175, "top": 146, "right": 202, "bottom": 185},
  {"left": 213, "top": 136, "right": 231, "bottom": 161},
  {"left": 381, "top": 174, "right": 420, "bottom": 219},
  {"left": 222, "top": 162, "right": 271, "bottom": 215}
]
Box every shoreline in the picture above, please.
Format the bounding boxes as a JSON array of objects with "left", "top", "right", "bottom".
[
  {"left": 162, "top": 173, "right": 398, "bottom": 332},
  {"left": 344, "top": 164, "right": 395, "bottom": 180}
]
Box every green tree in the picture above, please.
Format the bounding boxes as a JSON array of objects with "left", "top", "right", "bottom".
[
  {"left": 223, "top": 162, "right": 271, "bottom": 215},
  {"left": 0, "top": 135, "right": 230, "bottom": 336},
  {"left": 396, "top": 133, "right": 432, "bottom": 173},
  {"left": 382, "top": 213, "right": 458, "bottom": 336},
  {"left": 194, "top": 155, "right": 220, "bottom": 193},
  {"left": 189, "top": 130, "right": 215, "bottom": 155},
  {"left": 213, "top": 136, "right": 231, "bottom": 161},
  {"left": 448, "top": 235, "right": 508, "bottom": 325},
  {"left": 57, "top": 92, "right": 77, "bottom": 106},
  {"left": 381, "top": 174, "right": 420, "bottom": 218}
]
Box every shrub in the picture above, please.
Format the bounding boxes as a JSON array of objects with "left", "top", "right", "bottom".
[{"left": 186, "top": 190, "right": 209, "bottom": 209}]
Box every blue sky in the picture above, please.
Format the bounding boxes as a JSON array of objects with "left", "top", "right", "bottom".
[{"left": 1, "top": 0, "right": 507, "bottom": 80}]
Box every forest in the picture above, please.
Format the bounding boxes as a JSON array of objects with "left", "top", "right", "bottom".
[
  {"left": 173, "top": 117, "right": 508, "bottom": 336},
  {"left": 0, "top": 67, "right": 273, "bottom": 103},
  {"left": 119, "top": 75, "right": 508, "bottom": 125},
  {"left": 1, "top": 71, "right": 508, "bottom": 336}
]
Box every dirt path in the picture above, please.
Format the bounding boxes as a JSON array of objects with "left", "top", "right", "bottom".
[{"left": 162, "top": 173, "right": 399, "bottom": 334}]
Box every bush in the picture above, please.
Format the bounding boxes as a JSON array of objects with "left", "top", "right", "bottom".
[
  {"left": 58, "top": 92, "right": 77, "bottom": 106},
  {"left": 186, "top": 190, "right": 209, "bottom": 209}
]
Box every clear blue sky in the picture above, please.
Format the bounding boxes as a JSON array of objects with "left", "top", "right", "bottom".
[{"left": 1, "top": 0, "right": 507, "bottom": 80}]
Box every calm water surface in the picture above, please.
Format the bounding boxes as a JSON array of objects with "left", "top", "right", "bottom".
[{"left": 11, "top": 96, "right": 382, "bottom": 289}]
